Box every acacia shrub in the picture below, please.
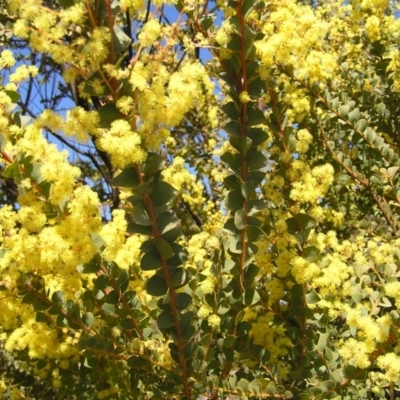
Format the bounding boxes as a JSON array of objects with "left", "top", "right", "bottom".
[{"left": 1, "top": 0, "right": 400, "bottom": 399}]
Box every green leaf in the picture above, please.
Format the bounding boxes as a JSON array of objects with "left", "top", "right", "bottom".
[
  {"left": 248, "top": 76, "right": 264, "bottom": 97},
  {"left": 171, "top": 267, "right": 189, "bottom": 288},
  {"left": 36, "top": 312, "right": 48, "bottom": 324},
  {"left": 242, "top": 0, "right": 255, "bottom": 17},
  {"left": 227, "top": 33, "right": 242, "bottom": 52},
  {"left": 141, "top": 251, "right": 162, "bottom": 271},
  {"left": 230, "top": 136, "right": 252, "bottom": 155},
  {"left": 246, "top": 60, "right": 260, "bottom": 79},
  {"left": 27, "top": 163, "right": 44, "bottom": 184},
  {"left": 286, "top": 213, "right": 316, "bottom": 233},
  {"left": 221, "top": 151, "right": 242, "bottom": 173},
  {"left": 136, "top": 181, "right": 152, "bottom": 196},
  {"left": 151, "top": 181, "right": 175, "bottom": 207},
  {"left": 223, "top": 121, "right": 241, "bottom": 136},
  {"left": 127, "top": 222, "right": 153, "bottom": 235},
  {"left": 224, "top": 174, "right": 241, "bottom": 190},
  {"left": 184, "top": 342, "right": 197, "bottom": 358},
  {"left": 249, "top": 379, "right": 262, "bottom": 395},
  {"left": 234, "top": 209, "right": 246, "bottom": 230},
  {"left": 296, "top": 213, "right": 316, "bottom": 229},
  {"left": 155, "top": 238, "right": 174, "bottom": 259},
  {"left": 365, "top": 128, "right": 376, "bottom": 142},
  {"left": 319, "top": 381, "right": 335, "bottom": 392},
  {"left": 338, "top": 104, "right": 349, "bottom": 117},
  {"left": 244, "top": 263, "right": 259, "bottom": 283},
  {"left": 243, "top": 288, "right": 260, "bottom": 305},
  {"left": 5, "top": 90, "right": 20, "bottom": 103},
  {"left": 83, "top": 312, "right": 95, "bottom": 327},
  {"left": 180, "top": 311, "right": 194, "bottom": 331},
  {"left": 157, "top": 212, "right": 181, "bottom": 243},
  {"left": 199, "top": 14, "right": 215, "bottom": 30},
  {"left": 376, "top": 102, "right": 386, "bottom": 113},
  {"left": 248, "top": 199, "right": 268, "bottom": 215},
  {"left": 224, "top": 189, "right": 245, "bottom": 211},
  {"left": 157, "top": 311, "right": 175, "bottom": 328},
  {"left": 57, "top": 0, "right": 74, "bottom": 7},
  {"left": 22, "top": 290, "right": 35, "bottom": 304},
  {"left": 2, "top": 158, "right": 21, "bottom": 180},
  {"left": 167, "top": 243, "right": 189, "bottom": 267},
  {"left": 111, "top": 166, "right": 140, "bottom": 187},
  {"left": 246, "top": 148, "right": 266, "bottom": 170},
  {"left": 306, "top": 290, "right": 321, "bottom": 305},
  {"left": 121, "top": 318, "right": 136, "bottom": 329},
  {"left": 221, "top": 102, "right": 238, "bottom": 120},
  {"left": 105, "top": 290, "right": 120, "bottom": 304},
  {"left": 113, "top": 23, "right": 132, "bottom": 54},
  {"left": 247, "top": 127, "right": 268, "bottom": 146},
  {"left": 246, "top": 225, "right": 264, "bottom": 242},
  {"left": 237, "top": 378, "right": 250, "bottom": 392},
  {"left": 246, "top": 107, "right": 266, "bottom": 126},
  {"left": 302, "top": 246, "right": 320, "bottom": 262},
  {"left": 48, "top": 303, "right": 62, "bottom": 315},
  {"left": 80, "top": 254, "right": 101, "bottom": 273},
  {"left": 52, "top": 291, "right": 65, "bottom": 304},
  {"left": 98, "top": 103, "right": 120, "bottom": 128},
  {"left": 133, "top": 202, "right": 152, "bottom": 226},
  {"left": 241, "top": 180, "right": 254, "bottom": 200},
  {"left": 146, "top": 274, "right": 168, "bottom": 296},
  {"left": 176, "top": 293, "right": 192, "bottom": 310},
  {"left": 244, "top": 25, "right": 256, "bottom": 58},
  {"left": 127, "top": 356, "right": 151, "bottom": 369},
  {"left": 143, "top": 153, "right": 164, "bottom": 176},
  {"left": 356, "top": 118, "right": 367, "bottom": 132},
  {"left": 33, "top": 298, "right": 50, "bottom": 311},
  {"left": 247, "top": 171, "right": 265, "bottom": 186},
  {"left": 348, "top": 108, "right": 360, "bottom": 122},
  {"left": 39, "top": 181, "right": 51, "bottom": 199}
]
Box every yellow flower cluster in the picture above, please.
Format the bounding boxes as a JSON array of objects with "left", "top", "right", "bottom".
[
  {"left": 100, "top": 209, "right": 143, "bottom": 270},
  {"left": 289, "top": 161, "right": 334, "bottom": 204},
  {"left": 4, "top": 318, "right": 80, "bottom": 362},
  {"left": 97, "top": 120, "right": 147, "bottom": 168},
  {"left": 250, "top": 313, "right": 293, "bottom": 374},
  {"left": 338, "top": 338, "right": 371, "bottom": 369},
  {"left": 256, "top": 0, "right": 337, "bottom": 82},
  {"left": 127, "top": 57, "right": 217, "bottom": 151},
  {"left": 138, "top": 20, "right": 162, "bottom": 46},
  {"left": 0, "top": 49, "right": 15, "bottom": 68},
  {"left": 376, "top": 353, "right": 400, "bottom": 383}
]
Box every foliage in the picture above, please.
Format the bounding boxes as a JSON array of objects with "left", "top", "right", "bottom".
[{"left": 1, "top": 0, "right": 400, "bottom": 398}]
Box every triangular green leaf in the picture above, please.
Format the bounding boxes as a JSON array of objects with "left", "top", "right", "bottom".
[
  {"left": 111, "top": 166, "right": 140, "bottom": 187},
  {"left": 133, "top": 202, "right": 152, "bottom": 226},
  {"left": 143, "top": 153, "right": 164, "bottom": 176},
  {"left": 176, "top": 293, "right": 192, "bottom": 310},
  {"left": 151, "top": 181, "right": 175, "bottom": 207},
  {"left": 157, "top": 311, "right": 175, "bottom": 328},
  {"left": 98, "top": 103, "right": 120, "bottom": 128},
  {"left": 157, "top": 212, "right": 181, "bottom": 243},
  {"left": 246, "top": 225, "right": 264, "bottom": 242},
  {"left": 146, "top": 274, "right": 168, "bottom": 296},
  {"left": 171, "top": 267, "right": 189, "bottom": 289},
  {"left": 140, "top": 251, "right": 162, "bottom": 271},
  {"left": 246, "top": 107, "right": 266, "bottom": 126},
  {"left": 113, "top": 23, "right": 132, "bottom": 54},
  {"left": 155, "top": 238, "right": 174, "bottom": 259}
]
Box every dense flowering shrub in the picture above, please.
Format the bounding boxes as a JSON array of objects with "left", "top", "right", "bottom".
[{"left": 2, "top": 0, "right": 400, "bottom": 398}]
